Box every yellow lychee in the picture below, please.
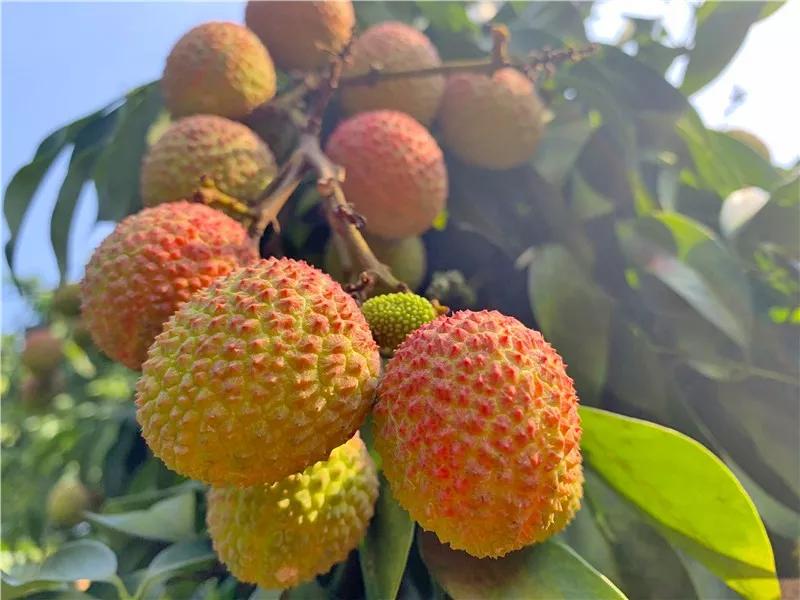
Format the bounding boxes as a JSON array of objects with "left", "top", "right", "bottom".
[
  {"left": 162, "top": 21, "right": 276, "bottom": 119},
  {"left": 136, "top": 258, "right": 381, "bottom": 486},
  {"left": 439, "top": 68, "right": 546, "bottom": 170},
  {"left": 207, "top": 435, "right": 378, "bottom": 588}
]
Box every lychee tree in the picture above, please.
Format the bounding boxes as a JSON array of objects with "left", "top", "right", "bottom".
[{"left": 3, "top": 2, "right": 797, "bottom": 600}]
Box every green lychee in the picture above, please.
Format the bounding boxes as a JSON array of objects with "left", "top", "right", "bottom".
[
  {"left": 361, "top": 293, "right": 440, "bottom": 355},
  {"left": 324, "top": 234, "right": 427, "bottom": 291},
  {"left": 47, "top": 476, "right": 91, "bottom": 527}
]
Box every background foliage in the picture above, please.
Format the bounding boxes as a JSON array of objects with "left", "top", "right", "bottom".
[{"left": 2, "top": 2, "right": 797, "bottom": 599}]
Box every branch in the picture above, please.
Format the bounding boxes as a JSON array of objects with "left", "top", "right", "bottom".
[
  {"left": 300, "top": 133, "right": 406, "bottom": 294},
  {"left": 248, "top": 150, "right": 307, "bottom": 237},
  {"left": 339, "top": 43, "right": 598, "bottom": 86}
]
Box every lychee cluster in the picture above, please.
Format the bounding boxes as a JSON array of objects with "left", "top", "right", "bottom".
[{"left": 71, "top": 1, "right": 578, "bottom": 589}]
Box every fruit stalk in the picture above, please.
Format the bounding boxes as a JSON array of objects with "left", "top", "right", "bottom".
[{"left": 339, "top": 43, "right": 599, "bottom": 86}]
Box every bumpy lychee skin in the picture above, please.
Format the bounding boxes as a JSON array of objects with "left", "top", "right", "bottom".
[
  {"left": 207, "top": 435, "right": 378, "bottom": 588},
  {"left": 325, "top": 111, "right": 447, "bottom": 239},
  {"left": 21, "top": 329, "right": 63, "bottom": 373},
  {"left": 341, "top": 22, "right": 444, "bottom": 125},
  {"left": 361, "top": 293, "right": 439, "bottom": 355},
  {"left": 141, "top": 115, "right": 277, "bottom": 208},
  {"left": 245, "top": 1, "right": 355, "bottom": 72},
  {"left": 439, "top": 68, "right": 546, "bottom": 170},
  {"left": 162, "top": 21, "right": 276, "bottom": 119},
  {"left": 374, "top": 310, "right": 583, "bottom": 558},
  {"left": 47, "top": 477, "right": 91, "bottom": 527},
  {"left": 136, "top": 258, "right": 381, "bottom": 486},
  {"left": 82, "top": 202, "right": 257, "bottom": 370},
  {"left": 324, "top": 234, "right": 427, "bottom": 291}
]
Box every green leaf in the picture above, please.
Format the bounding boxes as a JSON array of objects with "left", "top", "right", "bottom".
[
  {"left": 50, "top": 114, "right": 118, "bottom": 281},
  {"left": 4, "top": 111, "right": 104, "bottom": 275},
  {"left": 682, "top": 1, "right": 775, "bottom": 94},
  {"left": 94, "top": 82, "right": 162, "bottom": 223},
  {"left": 532, "top": 107, "right": 594, "bottom": 187},
  {"left": 86, "top": 492, "right": 196, "bottom": 542},
  {"left": 527, "top": 245, "right": 613, "bottom": 403},
  {"left": 584, "top": 470, "right": 699, "bottom": 599},
  {"left": 727, "top": 177, "right": 800, "bottom": 260},
  {"left": 618, "top": 213, "right": 753, "bottom": 347},
  {"left": 678, "top": 109, "right": 781, "bottom": 198},
  {"left": 419, "top": 531, "right": 626, "bottom": 599},
  {"left": 580, "top": 407, "right": 779, "bottom": 600},
  {"left": 360, "top": 475, "right": 415, "bottom": 600},
  {"left": 146, "top": 539, "right": 215, "bottom": 581},
  {"left": 2, "top": 540, "right": 117, "bottom": 591},
  {"left": 134, "top": 540, "right": 216, "bottom": 599}
]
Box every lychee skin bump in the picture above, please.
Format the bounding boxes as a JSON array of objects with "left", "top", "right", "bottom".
[
  {"left": 361, "top": 293, "right": 439, "bottom": 355},
  {"left": 341, "top": 21, "right": 444, "bottom": 125},
  {"left": 325, "top": 110, "right": 447, "bottom": 240},
  {"left": 373, "top": 310, "right": 583, "bottom": 558},
  {"left": 136, "top": 258, "right": 381, "bottom": 487},
  {"left": 81, "top": 202, "right": 257, "bottom": 370},
  {"left": 207, "top": 435, "right": 378, "bottom": 589},
  {"left": 162, "top": 21, "right": 276, "bottom": 119},
  {"left": 140, "top": 115, "right": 276, "bottom": 208},
  {"left": 439, "top": 68, "right": 546, "bottom": 170}
]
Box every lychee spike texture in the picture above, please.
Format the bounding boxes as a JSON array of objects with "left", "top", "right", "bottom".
[
  {"left": 207, "top": 435, "right": 378, "bottom": 589},
  {"left": 361, "top": 293, "right": 439, "bottom": 355},
  {"left": 136, "top": 258, "right": 381, "bottom": 487},
  {"left": 141, "top": 115, "right": 277, "bottom": 208},
  {"left": 245, "top": 0, "right": 355, "bottom": 72},
  {"left": 341, "top": 22, "right": 445, "bottom": 125},
  {"left": 373, "top": 310, "right": 583, "bottom": 558},
  {"left": 82, "top": 202, "right": 256, "bottom": 370},
  {"left": 162, "top": 21, "right": 276, "bottom": 119},
  {"left": 439, "top": 68, "right": 546, "bottom": 170},
  {"left": 325, "top": 110, "right": 447, "bottom": 239}
]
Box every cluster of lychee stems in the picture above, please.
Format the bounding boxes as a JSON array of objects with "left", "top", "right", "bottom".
[{"left": 214, "top": 27, "right": 598, "bottom": 301}]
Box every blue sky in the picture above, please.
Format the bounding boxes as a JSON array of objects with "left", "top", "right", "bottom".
[{"left": 2, "top": 1, "right": 799, "bottom": 332}]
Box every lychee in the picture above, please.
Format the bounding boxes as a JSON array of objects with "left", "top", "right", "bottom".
[
  {"left": 361, "top": 293, "right": 440, "bottom": 355},
  {"left": 46, "top": 476, "right": 91, "bottom": 527},
  {"left": 51, "top": 283, "right": 82, "bottom": 318},
  {"left": 207, "top": 434, "right": 378, "bottom": 588},
  {"left": 162, "top": 21, "right": 276, "bottom": 119},
  {"left": 140, "top": 114, "right": 277, "bottom": 208},
  {"left": 373, "top": 310, "right": 583, "bottom": 558},
  {"left": 325, "top": 110, "right": 447, "bottom": 239},
  {"left": 81, "top": 201, "right": 257, "bottom": 370},
  {"left": 21, "top": 328, "right": 63, "bottom": 374},
  {"left": 439, "top": 68, "right": 546, "bottom": 170},
  {"left": 136, "top": 258, "right": 381, "bottom": 487},
  {"left": 341, "top": 22, "right": 444, "bottom": 126},
  {"left": 245, "top": 0, "right": 355, "bottom": 72}
]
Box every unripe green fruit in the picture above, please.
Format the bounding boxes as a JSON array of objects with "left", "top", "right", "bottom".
[
  {"left": 162, "top": 21, "right": 276, "bottom": 119},
  {"left": 323, "top": 234, "right": 427, "bottom": 291},
  {"left": 325, "top": 110, "right": 447, "bottom": 239},
  {"left": 207, "top": 435, "right": 378, "bottom": 589},
  {"left": 341, "top": 22, "right": 444, "bottom": 125},
  {"left": 374, "top": 310, "right": 583, "bottom": 558},
  {"left": 439, "top": 68, "right": 546, "bottom": 170},
  {"left": 245, "top": 1, "right": 355, "bottom": 72},
  {"left": 141, "top": 115, "right": 277, "bottom": 208},
  {"left": 51, "top": 283, "right": 82, "bottom": 318},
  {"left": 21, "top": 329, "right": 63, "bottom": 374},
  {"left": 361, "top": 293, "right": 439, "bottom": 355},
  {"left": 47, "top": 477, "right": 91, "bottom": 527},
  {"left": 136, "top": 258, "right": 381, "bottom": 486}
]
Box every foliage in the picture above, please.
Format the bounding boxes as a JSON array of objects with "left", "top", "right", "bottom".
[{"left": 2, "top": 2, "right": 797, "bottom": 599}]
